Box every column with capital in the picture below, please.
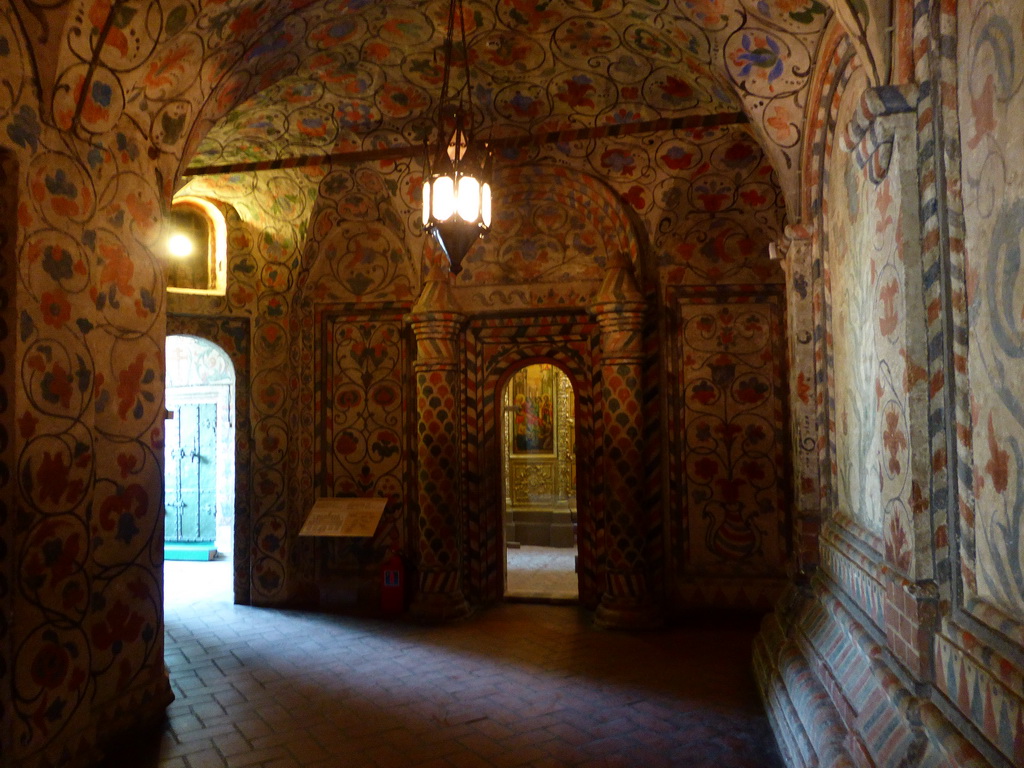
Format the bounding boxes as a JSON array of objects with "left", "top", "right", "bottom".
[
  {"left": 590, "top": 253, "right": 662, "bottom": 629},
  {"left": 406, "top": 264, "right": 470, "bottom": 621}
]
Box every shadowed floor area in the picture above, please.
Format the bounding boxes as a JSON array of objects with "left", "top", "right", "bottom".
[{"left": 102, "top": 561, "right": 781, "bottom": 768}]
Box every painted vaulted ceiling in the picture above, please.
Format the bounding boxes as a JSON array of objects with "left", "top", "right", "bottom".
[
  {"left": 187, "top": 0, "right": 827, "bottom": 179},
  {"left": 173, "top": 0, "right": 834, "bottom": 298},
  {"left": 13, "top": 0, "right": 895, "bottom": 299}
]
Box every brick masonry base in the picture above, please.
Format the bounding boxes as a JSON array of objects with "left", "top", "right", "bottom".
[{"left": 753, "top": 574, "right": 992, "bottom": 768}]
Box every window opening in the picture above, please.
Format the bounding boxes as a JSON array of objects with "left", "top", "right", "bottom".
[{"left": 164, "top": 196, "right": 227, "bottom": 296}]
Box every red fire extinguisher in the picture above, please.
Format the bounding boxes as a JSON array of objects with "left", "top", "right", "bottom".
[{"left": 380, "top": 549, "right": 405, "bottom": 616}]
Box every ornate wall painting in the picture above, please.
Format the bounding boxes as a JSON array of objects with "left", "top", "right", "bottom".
[
  {"left": 669, "top": 289, "right": 790, "bottom": 577},
  {"left": 0, "top": 0, "right": 824, "bottom": 763},
  {"left": 649, "top": 126, "right": 787, "bottom": 286},
  {"left": 959, "top": 0, "right": 1024, "bottom": 620},
  {"left": 317, "top": 308, "right": 408, "bottom": 567},
  {"left": 824, "top": 71, "right": 884, "bottom": 536},
  {"left": 2, "top": 33, "right": 175, "bottom": 768},
  {"left": 448, "top": 126, "right": 786, "bottom": 314},
  {"left": 302, "top": 164, "right": 418, "bottom": 303},
  {"left": 863, "top": 118, "right": 932, "bottom": 582},
  {"left": 0, "top": 148, "right": 17, "bottom": 768}
]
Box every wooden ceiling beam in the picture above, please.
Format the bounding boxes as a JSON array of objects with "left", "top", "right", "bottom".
[{"left": 182, "top": 111, "right": 749, "bottom": 177}]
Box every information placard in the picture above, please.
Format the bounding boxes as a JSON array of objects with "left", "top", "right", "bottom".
[{"left": 299, "top": 497, "right": 387, "bottom": 538}]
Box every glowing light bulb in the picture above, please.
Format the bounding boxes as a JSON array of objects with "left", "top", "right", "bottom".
[
  {"left": 432, "top": 176, "right": 456, "bottom": 221},
  {"left": 167, "top": 232, "right": 194, "bottom": 258},
  {"left": 457, "top": 176, "right": 480, "bottom": 222}
]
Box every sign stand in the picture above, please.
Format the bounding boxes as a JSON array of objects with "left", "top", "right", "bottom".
[{"left": 299, "top": 497, "right": 388, "bottom": 538}]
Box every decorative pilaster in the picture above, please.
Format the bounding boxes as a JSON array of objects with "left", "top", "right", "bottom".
[
  {"left": 772, "top": 223, "right": 822, "bottom": 578},
  {"left": 590, "top": 253, "right": 662, "bottom": 629},
  {"left": 406, "top": 264, "right": 470, "bottom": 621}
]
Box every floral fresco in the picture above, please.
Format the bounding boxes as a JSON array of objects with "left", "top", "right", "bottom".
[
  {"left": 825, "top": 71, "right": 884, "bottom": 534},
  {"left": 316, "top": 310, "right": 408, "bottom": 572},
  {"left": 302, "top": 164, "right": 417, "bottom": 302},
  {"left": 754, "top": 5, "right": 1024, "bottom": 767},
  {"left": 670, "top": 293, "right": 789, "bottom": 578},
  {"left": 10, "top": 1, "right": 1024, "bottom": 767},
  {"left": 959, "top": 0, "right": 1024, "bottom": 621},
  {"left": 187, "top": 0, "right": 828, "bottom": 211},
  {"left": 2, "top": 11, "right": 173, "bottom": 767}
]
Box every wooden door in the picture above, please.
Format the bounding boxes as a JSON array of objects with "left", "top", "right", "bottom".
[{"left": 165, "top": 402, "right": 218, "bottom": 542}]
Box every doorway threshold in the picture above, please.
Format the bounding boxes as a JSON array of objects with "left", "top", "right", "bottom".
[
  {"left": 165, "top": 542, "right": 218, "bottom": 561},
  {"left": 504, "top": 592, "right": 579, "bottom": 605}
]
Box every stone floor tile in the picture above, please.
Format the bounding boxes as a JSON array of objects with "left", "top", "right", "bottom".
[
  {"left": 178, "top": 747, "right": 226, "bottom": 768},
  {"left": 223, "top": 746, "right": 291, "bottom": 767},
  {"left": 98, "top": 559, "right": 785, "bottom": 768}
]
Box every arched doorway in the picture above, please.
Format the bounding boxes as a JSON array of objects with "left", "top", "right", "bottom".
[
  {"left": 501, "top": 362, "right": 578, "bottom": 601},
  {"left": 164, "top": 335, "right": 236, "bottom": 602}
]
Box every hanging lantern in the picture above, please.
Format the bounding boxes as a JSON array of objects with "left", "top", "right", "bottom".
[{"left": 421, "top": 0, "right": 492, "bottom": 276}]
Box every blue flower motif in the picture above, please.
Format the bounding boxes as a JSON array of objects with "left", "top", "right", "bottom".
[
  {"left": 45, "top": 169, "right": 77, "bottom": 198},
  {"left": 91, "top": 80, "right": 113, "bottom": 108},
  {"left": 7, "top": 105, "right": 39, "bottom": 151},
  {"left": 733, "top": 34, "right": 783, "bottom": 83}
]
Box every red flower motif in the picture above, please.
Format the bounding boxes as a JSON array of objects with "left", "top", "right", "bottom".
[
  {"left": 378, "top": 83, "right": 429, "bottom": 118},
  {"left": 31, "top": 642, "right": 70, "bottom": 689},
  {"left": 796, "top": 371, "right": 811, "bottom": 405},
  {"left": 693, "top": 457, "right": 719, "bottom": 480},
  {"left": 659, "top": 76, "right": 693, "bottom": 103},
  {"left": 690, "top": 381, "right": 717, "bottom": 406},
  {"left": 41, "top": 290, "right": 71, "bottom": 329},
  {"left": 556, "top": 76, "right": 596, "bottom": 109},
  {"left": 19, "top": 410, "right": 38, "bottom": 439},
  {"left": 98, "top": 483, "right": 148, "bottom": 539},
  {"left": 142, "top": 44, "right": 191, "bottom": 90},
  {"left": 740, "top": 189, "right": 768, "bottom": 207},
  {"left": 116, "top": 353, "right": 146, "bottom": 419},
  {"left": 882, "top": 409, "right": 907, "bottom": 476},
  {"left": 723, "top": 141, "right": 756, "bottom": 167},
  {"left": 372, "top": 386, "right": 397, "bottom": 406},
  {"left": 117, "top": 452, "right": 137, "bottom": 478},
  {"left": 697, "top": 191, "right": 730, "bottom": 212},
  {"left": 43, "top": 361, "right": 75, "bottom": 409},
  {"left": 92, "top": 600, "right": 145, "bottom": 652},
  {"left": 335, "top": 432, "right": 359, "bottom": 456},
  {"left": 600, "top": 148, "right": 637, "bottom": 176},
  {"left": 99, "top": 242, "right": 135, "bottom": 297},
  {"left": 229, "top": 6, "right": 268, "bottom": 36},
  {"left": 878, "top": 279, "right": 900, "bottom": 338},
  {"left": 985, "top": 414, "right": 1009, "bottom": 494},
  {"left": 887, "top": 512, "right": 912, "bottom": 572},
  {"left": 37, "top": 451, "right": 70, "bottom": 504},
  {"left": 622, "top": 186, "right": 646, "bottom": 209},
  {"left": 24, "top": 520, "right": 82, "bottom": 585},
  {"left": 365, "top": 42, "right": 389, "bottom": 62}
]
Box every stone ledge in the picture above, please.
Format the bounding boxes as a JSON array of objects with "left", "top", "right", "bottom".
[{"left": 755, "top": 580, "right": 995, "bottom": 767}]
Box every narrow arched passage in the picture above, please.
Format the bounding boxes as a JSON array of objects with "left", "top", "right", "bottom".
[
  {"left": 163, "top": 335, "right": 236, "bottom": 603},
  {"left": 501, "top": 362, "right": 579, "bottom": 601}
]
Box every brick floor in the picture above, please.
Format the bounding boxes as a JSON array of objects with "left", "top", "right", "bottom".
[{"left": 99, "top": 563, "right": 782, "bottom": 767}]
